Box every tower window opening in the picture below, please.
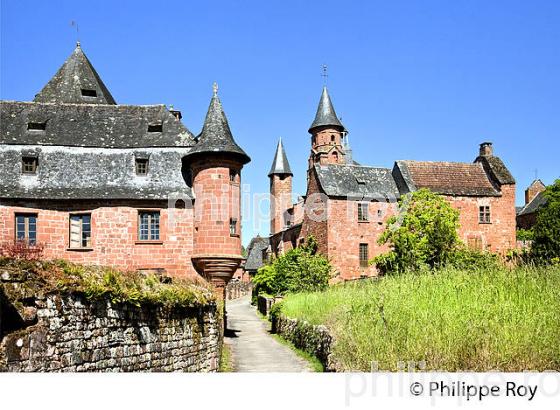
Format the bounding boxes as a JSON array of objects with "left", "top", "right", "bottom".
[
  {"left": 81, "top": 89, "right": 97, "bottom": 97},
  {"left": 148, "top": 124, "right": 163, "bottom": 133}
]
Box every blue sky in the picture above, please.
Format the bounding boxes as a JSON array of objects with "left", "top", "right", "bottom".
[{"left": 1, "top": 0, "right": 559, "bottom": 245}]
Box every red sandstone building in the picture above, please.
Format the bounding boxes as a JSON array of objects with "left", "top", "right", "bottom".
[
  {"left": 257, "top": 87, "right": 517, "bottom": 280},
  {"left": 0, "top": 44, "right": 250, "bottom": 293}
]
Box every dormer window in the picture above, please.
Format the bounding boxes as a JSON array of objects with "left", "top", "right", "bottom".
[
  {"left": 81, "top": 89, "right": 97, "bottom": 97},
  {"left": 148, "top": 123, "right": 163, "bottom": 133},
  {"left": 22, "top": 156, "right": 38, "bottom": 174},
  {"left": 135, "top": 158, "right": 149, "bottom": 175},
  {"left": 27, "top": 122, "right": 46, "bottom": 131}
]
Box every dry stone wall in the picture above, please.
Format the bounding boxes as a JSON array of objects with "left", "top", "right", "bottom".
[
  {"left": 273, "top": 315, "right": 339, "bottom": 372},
  {"left": 0, "top": 278, "right": 221, "bottom": 372}
]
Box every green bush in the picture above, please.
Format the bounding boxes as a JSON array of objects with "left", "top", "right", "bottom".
[
  {"left": 447, "top": 246, "right": 500, "bottom": 270},
  {"left": 531, "top": 179, "right": 560, "bottom": 262},
  {"left": 516, "top": 228, "right": 534, "bottom": 241},
  {"left": 252, "top": 236, "right": 332, "bottom": 296},
  {"left": 374, "top": 189, "right": 461, "bottom": 273}
]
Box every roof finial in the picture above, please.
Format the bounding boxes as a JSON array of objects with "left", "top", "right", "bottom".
[
  {"left": 70, "top": 20, "right": 80, "bottom": 47},
  {"left": 321, "top": 64, "right": 328, "bottom": 85},
  {"left": 213, "top": 82, "right": 218, "bottom": 96}
]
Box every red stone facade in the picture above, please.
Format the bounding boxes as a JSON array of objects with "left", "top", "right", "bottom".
[{"left": 0, "top": 200, "right": 197, "bottom": 278}]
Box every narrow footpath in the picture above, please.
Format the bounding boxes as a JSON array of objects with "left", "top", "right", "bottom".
[{"left": 225, "top": 296, "right": 312, "bottom": 372}]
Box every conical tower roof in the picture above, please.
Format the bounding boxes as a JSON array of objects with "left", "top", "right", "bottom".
[
  {"left": 34, "top": 43, "right": 116, "bottom": 105},
  {"left": 308, "top": 86, "right": 345, "bottom": 133},
  {"left": 188, "top": 84, "right": 250, "bottom": 164},
  {"left": 268, "top": 138, "right": 292, "bottom": 176}
]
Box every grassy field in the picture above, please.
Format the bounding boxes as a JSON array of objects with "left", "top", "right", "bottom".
[{"left": 279, "top": 266, "right": 560, "bottom": 371}]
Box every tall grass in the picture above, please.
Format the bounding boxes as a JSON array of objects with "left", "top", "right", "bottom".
[{"left": 280, "top": 266, "right": 560, "bottom": 371}]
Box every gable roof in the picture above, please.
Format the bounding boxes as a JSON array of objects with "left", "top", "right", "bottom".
[
  {"left": 518, "top": 191, "right": 547, "bottom": 216},
  {"left": 245, "top": 236, "right": 269, "bottom": 272},
  {"left": 394, "top": 160, "right": 500, "bottom": 196},
  {"left": 475, "top": 155, "right": 515, "bottom": 185},
  {"left": 187, "top": 87, "right": 250, "bottom": 164},
  {"left": 268, "top": 138, "right": 292, "bottom": 176},
  {"left": 34, "top": 43, "right": 116, "bottom": 105},
  {"left": 309, "top": 86, "right": 345, "bottom": 133},
  {"left": 314, "top": 164, "right": 400, "bottom": 200},
  {"left": 0, "top": 101, "right": 195, "bottom": 148}
]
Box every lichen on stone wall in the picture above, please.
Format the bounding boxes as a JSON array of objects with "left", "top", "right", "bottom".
[{"left": 0, "top": 258, "right": 221, "bottom": 372}]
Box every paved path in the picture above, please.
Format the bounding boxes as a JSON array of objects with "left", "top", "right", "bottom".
[{"left": 225, "top": 296, "right": 312, "bottom": 372}]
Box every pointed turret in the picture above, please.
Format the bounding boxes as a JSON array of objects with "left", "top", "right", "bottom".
[
  {"left": 308, "top": 86, "right": 345, "bottom": 133},
  {"left": 188, "top": 83, "right": 250, "bottom": 164},
  {"left": 268, "top": 138, "right": 293, "bottom": 177},
  {"left": 34, "top": 42, "right": 116, "bottom": 105}
]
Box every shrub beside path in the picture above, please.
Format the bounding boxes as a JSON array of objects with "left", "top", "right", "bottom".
[{"left": 225, "top": 296, "right": 312, "bottom": 372}]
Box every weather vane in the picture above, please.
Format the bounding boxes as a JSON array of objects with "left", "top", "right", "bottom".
[
  {"left": 322, "top": 64, "right": 328, "bottom": 85},
  {"left": 70, "top": 20, "right": 80, "bottom": 46}
]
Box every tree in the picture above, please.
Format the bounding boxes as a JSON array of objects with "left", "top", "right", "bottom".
[
  {"left": 531, "top": 179, "right": 560, "bottom": 263},
  {"left": 374, "top": 189, "right": 461, "bottom": 273},
  {"left": 252, "top": 236, "right": 331, "bottom": 295}
]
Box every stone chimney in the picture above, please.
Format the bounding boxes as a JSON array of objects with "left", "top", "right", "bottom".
[
  {"left": 479, "top": 142, "right": 493, "bottom": 157},
  {"left": 525, "top": 179, "right": 546, "bottom": 205},
  {"left": 170, "top": 109, "right": 182, "bottom": 120}
]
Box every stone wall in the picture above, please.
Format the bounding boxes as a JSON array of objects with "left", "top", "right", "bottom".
[
  {"left": 225, "top": 280, "right": 252, "bottom": 300},
  {"left": 273, "top": 315, "right": 338, "bottom": 372},
  {"left": 0, "top": 278, "right": 221, "bottom": 372}
]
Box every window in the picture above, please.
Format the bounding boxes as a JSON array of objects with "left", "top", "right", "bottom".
[
  {"left": 147, "top": 123, "right": 163, "bottom": 133},
  {"left": 332, "top": 152, "right": 339, "bottom": 162},
  {"left": 467, "top": 236, "right": 483, "bottom": 250},
  {"left": 135, "top": 158, "right": 149, "bottom": 175},
  {"left": 15, "top": 214, "right": 37, "bottom": 245},
  {"left": 359, "top": 243, "right": 369, "bottom": 268},
  {"left": 229, "top": 169, "right": 238, "bottom": 183},
  {"left": 479, "top": 206, "right": 491, "bottom": 224},
  {"left": 69, "top": 214, "right": 92, "bottom": 248},
  {"left": 138, "top": 211, "right": 160, "bottom": 241},
  {"left": 27, "top": 122, "right": 46, "bottom": 131},
  {"left": 230, "top": 218, "right": 238, "bottom": 236},
  {"left": 377, "top": 209, "right": 383, "bottom": 219},
  {"left": 22, "top": 156, "right": 38, "bottom": 174},
  {"left": 331, "top": 134, "right": 336, "bottom": 142},
  {"left": 358, "top": 203, "right": 369, "bottom": 222},
  {"left": 81, "top": 89, "right": 97, "bottom": 97}
]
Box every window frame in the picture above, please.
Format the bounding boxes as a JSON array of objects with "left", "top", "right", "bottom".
[
  {"left": 229, "top": 217, "right": 238, "bottom": 237},
  {"left": 137, "top": 211, "right": 161, "bottom": 242},
  {"left": 359, "top": 243, "right": 369, "bottom": 268},
  {"left": 68, "top": 213, "right": 92, "bottom": 250},
  {"left": 479, "top": 205, "right": 491, "bottom": 224},
  {"left": 358, "top": 202, "right": 369, "bottom": 222},
  {"left": 135, "top": 158, "right": 149, "bottom": 176},
  {"left": 22, "top": 156, "right": 38, "bottom": 174},
  {"left": 15, "top": 213, "right": 38, "bottom": 245}
]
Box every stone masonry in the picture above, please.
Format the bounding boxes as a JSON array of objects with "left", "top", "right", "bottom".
[{"left": 0, "top": 280, "right": 220, "bottom": 372}]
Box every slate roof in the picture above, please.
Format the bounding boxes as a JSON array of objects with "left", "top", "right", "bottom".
[
  {"left": 0, "top": 145, "right": 193, "bottom": 200},
  {"left": 314, "top": 164, "right": 400, "bottom": 200},
  {"left": 0, "top": 101, "right": 195, "bottom": 148},
  {"left": 394, "top": 160, "right": 500, "bottom": 197},
  {"left": 245, "top": 236, "right": 270, "bottom": 272},
  {"left": 518, "top": 191, "right": 548, "bottom": 216},
  {"left": 187, "top": 87, "right": 250, "bottom": 164},
  {"left": 475, "top": 155, "right": 515, "bottom": 185},
  {"left": 309, "top": 86, "right": 345, "bottom": 132},
  {"left": 34, "top": 43, "right": 116, "bottom": 105},
  {"left": 268, "top": 138, "right": 292, "bottom": 176}
]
